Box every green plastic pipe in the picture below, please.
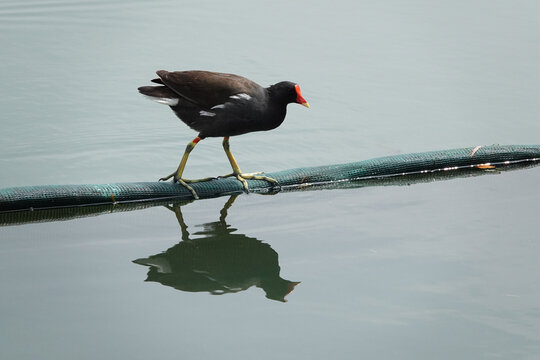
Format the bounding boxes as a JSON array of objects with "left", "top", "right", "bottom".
[{"left": 1, "top": 144, "right": 539, "bottom": 213}]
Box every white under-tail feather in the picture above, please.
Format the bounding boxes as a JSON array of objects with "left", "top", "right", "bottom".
[{"left": 142, "top": 95, "right": 179, "bottom": 106}]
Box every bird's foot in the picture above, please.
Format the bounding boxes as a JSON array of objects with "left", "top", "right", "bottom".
[
  {"left": 218, "top": 172, "right": 280, "bottom": 193},
  {"left": 159, "top": 173, "right": 217, "bottom": 200},
  {"left": 159, "top": 172, "right": 176, "bottom": 182},
  {"left": 159, "top": 173, "right": 216, "bottom": 183}
]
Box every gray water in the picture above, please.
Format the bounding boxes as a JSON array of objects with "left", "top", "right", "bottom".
[{"left": 1, "top": 1, "right": 540, "bottom": 359}]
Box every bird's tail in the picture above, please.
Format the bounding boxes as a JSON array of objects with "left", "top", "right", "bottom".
[{"left": 138, "top": 85, "right": 179, "bottom": 106}]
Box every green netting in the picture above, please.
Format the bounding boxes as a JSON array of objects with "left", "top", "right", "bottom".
[{"left": 1, "top": 144, "right": 539, "bottom": 213}]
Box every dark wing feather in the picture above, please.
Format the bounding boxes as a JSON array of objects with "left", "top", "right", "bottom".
[{"left": 156, "top": 70, "right": 262, "bottom": 109}]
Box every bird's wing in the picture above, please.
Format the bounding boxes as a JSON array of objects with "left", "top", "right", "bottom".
[{"left": 156, "top": 70, "right": 262, "bottom": 109}]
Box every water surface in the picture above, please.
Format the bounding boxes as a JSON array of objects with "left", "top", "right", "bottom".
[{"left": 1, "top": 1, "right": 539, "bottom": 359}]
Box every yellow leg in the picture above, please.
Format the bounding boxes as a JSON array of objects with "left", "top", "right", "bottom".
[
  {"left": 223, "top": 137, "right": 243, "bottom": 174},
  {"left": 220, "top": 137, "right": 279, "bottom": 192},
  {"left": 159, "top": 137, "right": 205, "bottom": 199}
]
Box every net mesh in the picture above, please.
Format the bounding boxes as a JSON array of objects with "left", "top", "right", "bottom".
[{"left": 1, "top": 144, "right": 539, "bottom": 213}]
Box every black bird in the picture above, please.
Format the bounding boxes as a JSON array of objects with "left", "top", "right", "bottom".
[{"left": 138, "top": 70, "right": 309, "bottom": 198}]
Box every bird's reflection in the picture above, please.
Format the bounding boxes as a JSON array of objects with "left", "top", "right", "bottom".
[{"left": 133, "top": 195, "right": 300, "bottom": 302}]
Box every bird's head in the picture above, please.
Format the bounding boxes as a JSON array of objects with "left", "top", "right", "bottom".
[{"left": 269, "top": 81, "right": 310, "bottom": 108}]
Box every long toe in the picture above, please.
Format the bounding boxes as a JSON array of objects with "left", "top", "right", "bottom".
[
  {"left": 217, "top": 173, "right": 235, "bottom": 179},
  {"left": 175, "top": 178, "right": 200, "bottom": 200},
  {"left": 241, "top": 173, "right": 279, "bottom": 185},
  {"left": 159, "top": 172, "right": 176, "bottom": 182},
  {"left": 182, "top": 176, "right": 219, "bottom": 183},
  {"left": 215, "top": 173, "right": 250, "bottom": 191},
  {"left": 232, "top": 173, "right": 280, "bottom": 193},
  {"left": 235, "top": 174, "right": 250, "bottom": 192}
]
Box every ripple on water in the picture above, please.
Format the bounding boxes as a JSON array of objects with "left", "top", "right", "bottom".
[{"left": 0, "top": 0, "right": 154, "bottom": 29}]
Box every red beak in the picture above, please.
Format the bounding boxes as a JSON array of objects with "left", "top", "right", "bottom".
[{"left": 294, "top": 84, "right": 310, "bottom": 108}]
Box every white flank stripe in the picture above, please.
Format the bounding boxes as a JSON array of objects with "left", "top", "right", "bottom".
[
  {"left": 199, "top": 110, "right": 216, "bottom": 117},
  {"left": 211, "top": 104, "right": 226, "bottom": 109},
  {"left": 230, "top": 93, "right": 251, "bottom": 100}
]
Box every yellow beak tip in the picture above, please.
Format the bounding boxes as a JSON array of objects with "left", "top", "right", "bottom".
[{"left": 302, "top": 102, "right": 310, "bottom": 108}]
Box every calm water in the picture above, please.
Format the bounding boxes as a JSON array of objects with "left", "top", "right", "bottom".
[{"left": 1, "top": 0, "right": 540, "bottom": 359}]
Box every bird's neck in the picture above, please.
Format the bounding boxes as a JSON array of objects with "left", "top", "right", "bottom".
[
  {"left": 246, "top": 96, "right": 284, "bottom": 133},
  {"left": 266, "top": 85, "right": 290, "bottom": 106}
]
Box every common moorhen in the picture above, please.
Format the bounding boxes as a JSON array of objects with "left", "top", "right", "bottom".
[{"left": 138, "top": 70, "right": 309, "bottom": 198}]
